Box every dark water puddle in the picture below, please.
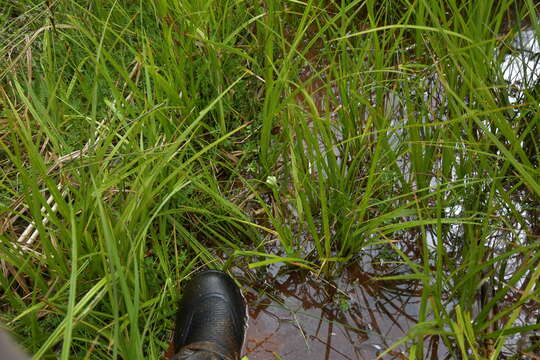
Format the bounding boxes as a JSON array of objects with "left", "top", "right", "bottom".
[{"left": 235, "top": 262, "right": 446, "bottom": 360}]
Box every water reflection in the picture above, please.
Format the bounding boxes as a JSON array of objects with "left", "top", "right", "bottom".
[
  {"left": 235, "top": 261, "right": 446, "bottom": 360},
  {"left": 501, "top": 25, "right": 540, "bottom": 103}
]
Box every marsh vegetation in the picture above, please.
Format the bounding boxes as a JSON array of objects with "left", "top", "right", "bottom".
[{"left": 0, "top": 0, "right": 539, "bottom": 359}]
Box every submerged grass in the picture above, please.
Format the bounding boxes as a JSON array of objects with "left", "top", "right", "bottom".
[{"left": 0, "top": 0, "right": 538, "bottom": 359}]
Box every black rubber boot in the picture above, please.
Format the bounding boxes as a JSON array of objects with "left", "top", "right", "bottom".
[{"left": 172, "top": 270, "right": 247, "bottom": 360}]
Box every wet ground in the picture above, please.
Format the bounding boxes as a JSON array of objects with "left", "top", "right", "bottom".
[
  {"left": 163, "top": 254, "right": 445, "bottom": 360},
  {"left": 234, "top": 258, "right": 446, "bottom": 360},
  {"left": 165, "top": 17, "right": 540, "bottom": 360},
  {"left": 236, "top": 20, "right": 540, "bottom": 360}
]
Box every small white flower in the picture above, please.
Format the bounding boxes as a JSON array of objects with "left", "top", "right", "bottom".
[{"left": 266, "top": 176, "right": 278, "bottom": 187}]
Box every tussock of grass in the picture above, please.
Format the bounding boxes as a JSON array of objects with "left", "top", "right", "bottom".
[{"left": 0, "top": 0, "right": 538, "bottom": 359}]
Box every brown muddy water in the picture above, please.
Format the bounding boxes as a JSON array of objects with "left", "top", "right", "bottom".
[
  {"left": 234, "top": 260, "right": 446, "bottom": 360},
  {"left": 164, "top": 257, "right": 446, "bottom": 360}
]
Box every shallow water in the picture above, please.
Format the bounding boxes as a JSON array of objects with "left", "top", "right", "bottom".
[
  {"left": 236, "top": 260, "right": 447, "bottom": 360},
  {"left": 238, "top": 26, "right": 539, "bottom": 359},
  {"left": 502, "top": 25, "right": 540, "bottom": 103}
]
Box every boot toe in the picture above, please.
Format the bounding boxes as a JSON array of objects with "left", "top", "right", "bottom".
[{"left": 174, "top": 270, "right": 247, "bottom": 360}]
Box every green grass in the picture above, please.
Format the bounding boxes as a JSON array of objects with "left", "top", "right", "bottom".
[{"left": 0, "top": 0, "right": 539, "bottom": 359}]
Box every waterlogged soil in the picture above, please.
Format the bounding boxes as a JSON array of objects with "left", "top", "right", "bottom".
[
  {"left": 231, "top": 24, "right": 538, "bottom": 359},
  {"left": 234, "top": 262, "right": 447, "bottom": 360},
  {"left": 165, "top": 19, "right": 539, "bottom": 360}
]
